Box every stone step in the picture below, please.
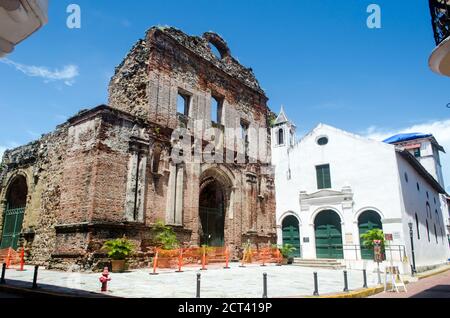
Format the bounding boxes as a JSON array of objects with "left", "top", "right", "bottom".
[
  {"left": 293, "top": 258, "right": 343, "bottom": 264},
  {"left": 292, "top": 263, "right": 346, "bottom": 269},
  {"left": 292, "top": 258, "right": 346, "bottom": 269}
]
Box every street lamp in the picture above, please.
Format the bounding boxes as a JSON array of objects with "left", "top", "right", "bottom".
[{"left": 408, "top": 222, "right": 417, "bottom": 276}]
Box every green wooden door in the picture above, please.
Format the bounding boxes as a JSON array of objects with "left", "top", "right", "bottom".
[
  {"left": 0, "top": 205, "right": 25, "bottom": 250},
  {"left": 282, "top": 216, "right": 301, "bottom": 257},
  {"left": 358, "top": 211, "right": 382, "bottom": 260},
  {"left": 315, "top": 211, "right": 343, "bottom": 259}
]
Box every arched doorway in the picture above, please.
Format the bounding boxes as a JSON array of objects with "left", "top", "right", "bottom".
[
  {"left": 199, "top": 179, "right": 226, "bottom": 247},
  {"left": 282, "top": 215, "right": 301, "bottom": 257},
  {"left": 314, "top": 210, "right": 343, "bottom": 259},
  {"left": 358, "top": 210, "right": 382, "bottom": 260},
  {"left": 1, "top": 176, "right": 27, "bottom": 249}
]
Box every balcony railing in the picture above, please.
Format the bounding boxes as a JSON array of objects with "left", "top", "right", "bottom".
[{"left": 430, "top": 0, "right": 450, "bottom": 45}]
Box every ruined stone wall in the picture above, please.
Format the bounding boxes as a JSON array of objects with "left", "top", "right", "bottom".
[
  {"left": 109, "top": 27, "right": 270, "bottom": 132},
  {"left": 0, "top": 125, "right": 68, "bottom": 265},
  {"left": 109, "top": 27, "right": 277, "bottom": 251}
]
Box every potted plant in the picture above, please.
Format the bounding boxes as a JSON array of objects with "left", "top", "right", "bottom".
[
  {"left": 360, "top": 229, "right": 386, "bottom": 260},
  {"left": 279, "top": 244, "right": 296, "bottom": 265},
  {"left": 103, "top": 237, "right": 135, "bottom": 273}
]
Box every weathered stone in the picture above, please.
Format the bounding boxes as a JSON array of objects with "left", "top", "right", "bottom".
[{"left": 0, "top": 27, "right": 277, "bottom": 271}]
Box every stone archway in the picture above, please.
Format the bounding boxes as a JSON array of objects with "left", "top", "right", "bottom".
[
  {"left": 199, "top": 167, "right": 233, "bottom": 247},
  {"left": 1, "top": 175, "right": 28, "bottom": 249}
]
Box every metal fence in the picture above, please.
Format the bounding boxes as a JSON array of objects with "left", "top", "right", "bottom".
[{"left": 293, "top": 244, "right": 407, "bottom": 262}]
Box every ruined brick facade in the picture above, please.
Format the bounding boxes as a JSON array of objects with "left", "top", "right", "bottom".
[{"left": 0, "top": 27, "right": 276, "bottom": 271}]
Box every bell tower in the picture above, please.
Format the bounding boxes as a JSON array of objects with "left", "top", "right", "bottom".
[{"left": 271, "top": 106, "right": 296, "bottom": 165}]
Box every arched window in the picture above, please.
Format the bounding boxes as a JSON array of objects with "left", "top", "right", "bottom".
[
  {"left": 426, "top": 220, "right": 430, "bottom": 242},
  {"left": 415, "top": 213, "right": 420, "bottom": 240},
  {"left": 278, "top": 128, "right": 284, "bottom": 145}
]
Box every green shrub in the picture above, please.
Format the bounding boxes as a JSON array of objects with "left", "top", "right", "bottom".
[
  {"left": 360, "top": 229, "right": 385, "bottom": 249},
  {"left": 279, "top": 244, "right": 296, "bottom": 258},
  {"left": 153, "top": 220, "right": 179, "bottom": 250},
  {"left": 103, "top": 237, "right": 134, "bottom": 260}
]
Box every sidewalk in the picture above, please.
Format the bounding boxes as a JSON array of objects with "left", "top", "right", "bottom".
[{"left": 370, "top": 267, "right": 450, "bottom": 298}]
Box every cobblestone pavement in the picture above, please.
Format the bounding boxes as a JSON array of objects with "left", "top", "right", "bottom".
[
  {"left": 0, "top": 263, "right": 381, "bottom": 298},
  {"left": 371, "top": 270, "right": 450, "bottom": 298}
]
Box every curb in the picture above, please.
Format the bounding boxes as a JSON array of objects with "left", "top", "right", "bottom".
[
  {"left": 0, "top": 284, "right": 76, "bottom": 298},
  {"left": 319, "top": 267, "right": 450, "bottom": 298},
  {"left": 416, "top": 266, "right": 450, "bottom": 280},
  {"left": 0, "top": 283, "right": 116, "bottom": 298}
]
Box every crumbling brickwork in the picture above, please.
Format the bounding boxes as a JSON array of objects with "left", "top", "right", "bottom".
[{"left": 0, "top": 26, "right": 276, "bottom": 271}]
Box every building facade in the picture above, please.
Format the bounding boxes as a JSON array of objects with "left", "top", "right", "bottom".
[
  {"left": 0, "top": 27, "right": 277, "bottom": 271},
  {"left": 272, "top": 114, "right": 449, "bottom": 273}
]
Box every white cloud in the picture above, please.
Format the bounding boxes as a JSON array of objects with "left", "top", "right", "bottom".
[
  {"left": 362, "top": 119, "right": 450, "bottom": 192},
  {"left": 0, "top": 58, "right": 79, "bottom": 86},
  {"left": 0, "top": 146, "right": 5, "bottom": 160}
]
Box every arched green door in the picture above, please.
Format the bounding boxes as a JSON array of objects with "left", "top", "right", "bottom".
[
  {"left": 314, "top": 210, "right": 343, "bottom": 259},
  {"left": 282, "top": 215, "right": 301, "bottom": 257},
  {"left": 358, "top": 211, "right": 382, "bottom": 260},
  {"left": 0, "top": 176, "right": 27, "bottom": 250}
]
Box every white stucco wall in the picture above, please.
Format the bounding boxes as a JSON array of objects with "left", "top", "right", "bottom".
[
  {"left": 396, "top": 157, "right": 449, "bottom": 270},
  {"left": 272, "top": 123, "right": 450, "bottom": 272}
]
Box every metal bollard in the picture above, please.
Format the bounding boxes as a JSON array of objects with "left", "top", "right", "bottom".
[
  {"left": 343, "top": 270, "right": 349, "bottom": 292},
  {"left": 32, "top": 265, "right": 39, "bottom": 289},
  {"left": 196, "top": 273, "right": 201, "bottom": 298},
  {"left": 0, "top": 263, "right": 6, "bottom": 284},
  {"left": 262, "top": 273, "right": 268, "bottom": 298},
  {"left": 363, "top": 269, "right": 368, "bottom": 288},
  {"left": 313, "top": 272, "right": 319, "bottom": 296}
]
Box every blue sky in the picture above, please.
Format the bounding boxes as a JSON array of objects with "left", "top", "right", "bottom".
[{"left": 0, "top": 0, "right": 449, "bottom": 190}]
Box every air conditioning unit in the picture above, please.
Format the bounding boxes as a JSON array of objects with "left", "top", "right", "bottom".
[{"left": 0, "top": 0, "right": 48, "bottom": 56}]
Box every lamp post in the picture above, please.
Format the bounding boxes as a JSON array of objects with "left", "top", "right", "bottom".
[{"left": 408, "top": 222, "right": 417, "bottom": 276}]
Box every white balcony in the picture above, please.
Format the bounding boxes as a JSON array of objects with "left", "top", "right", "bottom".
[{"left": 0, "top": 0, "right": 48, "bottom": 57}]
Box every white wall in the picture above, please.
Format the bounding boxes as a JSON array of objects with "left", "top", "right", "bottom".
[
  {"left": 396, "top": 157, "right": 449, "bottom": 270},
  {"left": 273, "top": 123, "right": 449, "bottom": 272},
  {"left": 274, "top": 124, "right": 406, "bottom": 259}
]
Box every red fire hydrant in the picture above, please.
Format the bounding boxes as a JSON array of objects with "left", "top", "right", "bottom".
[{"left": 99, "top": 267, "right": 111, "bottom": 292}]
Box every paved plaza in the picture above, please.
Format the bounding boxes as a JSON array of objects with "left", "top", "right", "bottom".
[{"left": 0, "top": 263, "right": 381, "bottom": 298}]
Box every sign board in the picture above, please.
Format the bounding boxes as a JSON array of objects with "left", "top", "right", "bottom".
[
  {"left": 384, "top": 234, "right": 393, "bottom": 241},
  {"left": 303, "top": 237, "right": 310, "bottom": 243},
  {"left": 373, "top": 240, "right": 384, "bottom": 262},
  {"left": 345, "top": 233, "right": 353, "bottom": 244}
]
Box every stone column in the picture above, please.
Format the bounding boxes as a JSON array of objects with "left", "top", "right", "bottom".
[
  {"left": 165, "top": 163, "right": 177, "bottom": 225},
  {"left": 124, "top": 140, "right": 148, "bottom": 223},
  {"left": 174, "top": 164, "right": 184, "bottom": 226}
]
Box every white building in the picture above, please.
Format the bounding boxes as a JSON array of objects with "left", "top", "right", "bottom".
[
  {"left": 0, "top": 0, "right": 48, "bottom": 57},
  {"left": 272, "top": 109, "right": 450, "bottom": 273}
]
